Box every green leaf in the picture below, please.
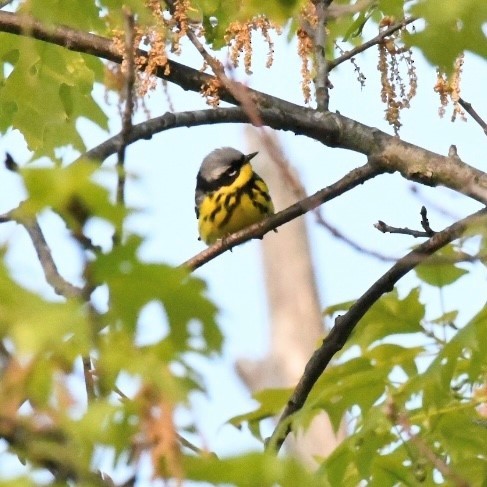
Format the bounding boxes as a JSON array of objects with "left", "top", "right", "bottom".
[
  {"left": 17, "top": 161, "right": 124, "bottom": 233},
  {"left": 431, "top": 309, "right": 459, "bottom": 326},
  {"left": 0, "top": 258, "right": 90, "bottom": 356},
  {"left": 96, "top": 329, "right": 199, "bottom": 400},
  {"left": 377, "top": 0, "right": 405, "bottom": 17},
  {"left": 228, "top": 388, "right": 291, "bottom": 440},
  {"left": 98, "top": 0, "right": 155, "bottom": 28},
  {"left": 455, "top": 457, "right": 487, "bottom": 487},
  {"left": 405, "top": 0, "right": 487, "bottom": 71},
  {"left": 401, "top": 306, "right": 487, "bottom": 408},
  {"left": 310, "top": 357, "right": 389, "bottom": 431},
  {"left": 183, "top": 451, "right": 325, "bottom": 487},
  {"left": 74, "top": 400, "right": 137, "bottom": 458},
  {"left": 322, "top": 300, "right": 354, "bottom": 317},
  {"left": 434, "top": 409, "right": 487, "bottom": 461},
  {"left": 364, "top": 343, "right": 422, "bottom": 378},
  {"left": 198, "top": 0, "right": 299, "bottom": 49},
  {"left": 317, "top": 439, "right": 360, "bottom": 486},
  {"left": 0, "top": 480, "right": 37, "bottom": 487},
  {"left": 343, "top": 9, "right": 374, "bottom": 41},
  {"left": 317, "top": 407, "right": 397, "bottom": 485},
  {"left": 91, "top": 236, "right": 222, "bottom": 353},
  {"left": 370, "top": 449, "right": 421, "bottom": 486},
  {"left": 0, "top": 36, "right": 107, "bottom": 158},
  {"left": 20, "top": 0, "right": 105, "bottom": 31},
  {"left": 415, "top": 245, "right": 468, "bottom": 287},
  {"left": 347, "top": 288, "right": 425, "bottom": 351}
]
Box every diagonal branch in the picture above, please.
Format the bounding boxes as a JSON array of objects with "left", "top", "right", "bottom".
[
  {"left": 328, "top": 16, "right": 417, "bottom": 71},
  {"left": 1, "top": 209, "right": 84, "bottom": 299},
  {"left": 182, "top": 162, "right": 381, "bottom": 271},
  {"left": 458, "top": 97, "right": 487, "bottom": 136},
  {"left": 265, "top": 206, "right": 487, "bottom": 454}
]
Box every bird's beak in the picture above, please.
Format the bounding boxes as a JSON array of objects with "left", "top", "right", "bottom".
[{"left": 245, "top": 151, "right": 258, "bottom": 162}]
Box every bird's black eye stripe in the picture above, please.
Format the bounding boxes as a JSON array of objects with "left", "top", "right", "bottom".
[
  {"left": 197, "top": 155, "right": 246, "bottom": 192},
  {"left": 225, "top": 155, "right": 245, "bottom": 177},
  {"left": 226, "top": 166, "right": 238, "bottom": 177}
]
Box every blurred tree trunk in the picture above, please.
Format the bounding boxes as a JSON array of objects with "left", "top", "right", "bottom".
[{"left": 236, "top": 128, "right": 345, "bottom": 467}]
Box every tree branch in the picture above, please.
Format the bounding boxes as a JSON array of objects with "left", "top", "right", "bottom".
[
  {"left": 83, "top": 107, "right": 250, "bottom": 162},
  {"left": 458, "top": 97, "right": 487, "bottom": 136},
  {"left": 0, "top": 415, "right": 107, "bottom": 485},
  {"left": 314, "top": 211, "right": 400, "bottom": 261},
  {"left": 116, "top": 9, "right": 136, "bottom": 208},
  {"left": 1, "top": 11, "right": 487, "bottom": 205},
  {"left": 328, "top": 17, "right": 417, "bottom": 71},
  {"left": 375, "top": 206, "right": 436, "bottom": 238},
  {"left": 0, "top": 209, "right": 84, "bottom": 299},
  {"left": 182, "top": 163, "right": 381, "bottom": 271},
  {"left": 265, "top": 206, "right": 487, "bottom": 454},
  {"left": 312, "top": 0, "right": 333, "bottom": 110},
  {"left": 375, "top": 220, "right": 432, "bottom": 238}
]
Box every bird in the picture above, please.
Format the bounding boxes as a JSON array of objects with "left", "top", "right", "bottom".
[{"left": 195, "top": 147, "right": 274, "bottom": 245}]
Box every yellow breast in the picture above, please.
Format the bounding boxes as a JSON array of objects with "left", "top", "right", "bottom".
[{"left": 197, "top": 164, "right": 274, "bottom": 244}]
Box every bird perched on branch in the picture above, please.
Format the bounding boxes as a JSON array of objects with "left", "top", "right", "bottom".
[{"left": 195, "top": 147, "right": 274, "bottom": 245}]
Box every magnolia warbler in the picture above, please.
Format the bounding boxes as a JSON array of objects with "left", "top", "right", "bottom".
[{"left": 195, "top": 147, "right": 274, "bottom": 245}]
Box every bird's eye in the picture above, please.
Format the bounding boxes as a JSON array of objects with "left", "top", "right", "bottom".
[{"left": 227, "top": 168, "right": 238, "bottom": 177}]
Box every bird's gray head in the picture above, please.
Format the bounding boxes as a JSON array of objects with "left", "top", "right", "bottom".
[
  {"left": 197, "top": 147, "right": 257, "bottom": 185},
  {"left": 194, "top": 147, "right": 258, "bottom": 217}
]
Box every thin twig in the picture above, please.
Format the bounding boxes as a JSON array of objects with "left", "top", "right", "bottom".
[
  {"left": 182, "top": 163, "right": 381, "bottom": 271},
  {"left": 260, "top": 145, "right": 401, "bottom": 261},
  {"left": 375, "top": 205, "right": 436, "bottom": 239},
  {"left": 386, "top": 399, "right": 470, "bottom": 487},
  {"left": 115, "top": 9, "right": 135, "bottom": 231},
  {"left": 0, "top": 210, "right": 98, "bottom": 403},
  {"left": 312, "top": 0, "right": 333, "bottom": 110},
  {"left": 186, "top": 27, "right": 267, "bottom": 133},
  {"left": 458, "top": 97, "right": 487, "bottom": 136},
  {"left": 314, "top": 211, "right": 399, "bottom": 261},
  {"left": 409, "top": 185, "right": 462, "bottom": 221},
  {"left": 5, "top": 211, "right": 84, "bottom": 298},
  {"left": 265, "top": 206, "right": 487, "bottom": 454},
  {"left": 82, "top": 355, "right": 96, "bottom": 402},
  {"left": 375, "top": 220, "right": 432, "bottom": 238},
  {"left": 328, "top": 17, "right": 417, "bottom": 71},
  {"left": 420, "top": 206, "right": 435, "bottom": 235},
  {"left": 176, "top": 433, "right": 216, "bottom": 457}
]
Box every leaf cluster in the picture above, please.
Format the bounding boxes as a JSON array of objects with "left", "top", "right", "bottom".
[
  {"left": 232, "top": 246, "right": 487, "bottom": 485},
  {"left": 0, "top": 161, "right": 223, "bottom": 482}
]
